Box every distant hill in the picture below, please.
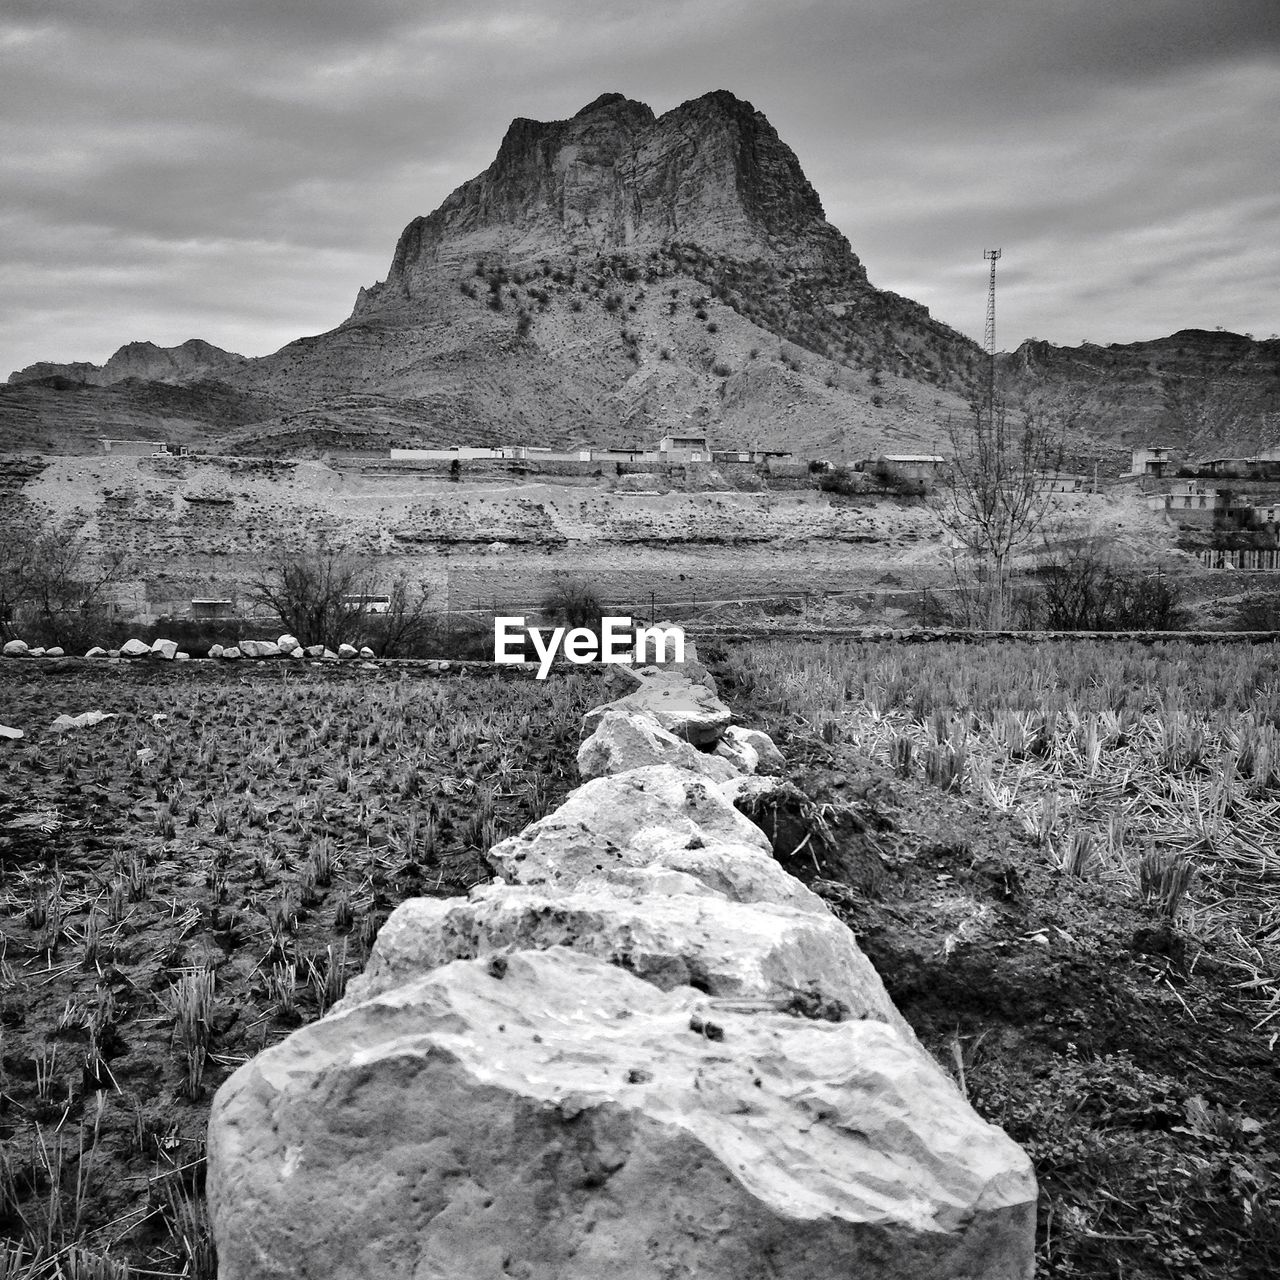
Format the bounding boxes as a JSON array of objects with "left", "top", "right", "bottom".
[{"left": 5, "top": 91, "right": 1278, "bottom": 464}]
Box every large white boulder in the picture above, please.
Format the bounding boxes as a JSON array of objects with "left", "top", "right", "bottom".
[
  {"left": 577, "top": 708, "right": 738, "bottom": 783},
  {"left": 208, "top": 949, "right": 1037, "bottom": 1280},
  {"left": 119, "top": 638, "right": 150, "bottom": 657},
  {"left": 149, "top": 638, "right": 178, "bottom": 660},
  {"left": 487, "top": 765, "right": 824, "bottom": 912},
  {"left": 487, "top": 772, "right": 823, "bottom": 915},
  {"left": 583, "top": 679, "right": 732, "bottom": 747},
  {"left": 342, "top": 882, "right": 914, "bottom": 1040},
  {"left": 84, "top": 646, "right": 107, "bottom": 658},
  {"left": 2, "top": 639, "right": 29, "bottom": 657},
  {"left": 338, "top": 642, "right": 359, "bottom": 659},
  {"left": 239, "top": 639, "right": 281, "bottom": 659},
  {"left": 278, "top": 633, "right": 301, "bottom": 653}
]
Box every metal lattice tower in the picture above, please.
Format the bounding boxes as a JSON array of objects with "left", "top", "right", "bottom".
[{"left": 983, "top": 248, "right": 1002, "bottom": 414}]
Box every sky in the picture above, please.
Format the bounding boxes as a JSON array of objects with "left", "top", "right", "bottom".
[{"left": 2, "top": 0, "right": 1278, "bottom": 377}]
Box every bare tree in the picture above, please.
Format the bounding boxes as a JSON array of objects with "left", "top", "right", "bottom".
[
  {"left": 936, "top": 401, "right": 1064, "bottom": 628},
  {"left": 244, "top": 550, "right": 374, "bottom": 649},
  {"left": 245, "top": 551, "right": 436, "bottom": 654},
  {"left": 364, "top": 573, "right": 436, "bottom": 657},
  {"left": 0, "top": 502, "right": 130, "bottom": 647}
]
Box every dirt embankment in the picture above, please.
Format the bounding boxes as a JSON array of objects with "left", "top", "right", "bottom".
[{"left": 14, "top": 454, "right": 1194, "bottom": 620}]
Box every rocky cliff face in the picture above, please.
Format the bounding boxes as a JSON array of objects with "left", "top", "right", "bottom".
[
  {"left": 357, "top": 91, "right": 865, "bottom": 314},
  {"left": 1000, "top": 329, "right": 1280, "bottom": 466}
]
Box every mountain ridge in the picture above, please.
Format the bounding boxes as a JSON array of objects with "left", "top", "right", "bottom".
[{"left": 4, "top": 90, "right": 1278, "bottom": 463}]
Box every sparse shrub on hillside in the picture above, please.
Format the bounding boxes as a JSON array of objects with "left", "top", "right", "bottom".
[
  {"left": 1020, "top": 542, "right": 1188, "bottom": 632},
  {"left": 243, "top": 550, "right": 380, "bottom": 650},
  {"left": 541, "top": 576, "right": 605, "bottom": 635},
  {"left": 515, "top": 310, "right": 532, "bottom": 339},
  {"left": 711, "top": 362, "right": 732, "bottom": 379},
  {"left": 0, "top": 500, "right": 132, "bottom": 649},
  {"left": 818, "top": 466, "right": 860, "bottom": 496},
  {"left": 1231, "top": 592, "right": 1280, "bottom": 631},
  {"left": 603, "top": 293, "right": 622, "bottom": 313}
]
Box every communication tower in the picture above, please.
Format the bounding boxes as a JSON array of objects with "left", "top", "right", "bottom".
[{"left": 983, "top": 248, "right": 1001, "bottom": 415}]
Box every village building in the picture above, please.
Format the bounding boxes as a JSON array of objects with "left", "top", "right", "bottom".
[
  {"left": 656, "top": 434, "right": 710, "bottom": 462},
  {"left": 1128, "top": 446, "right": 1172, "bottom": 478},
  {"left": 99, "top": 439, "right": 187, "bottom": 457},
  {"left": 190, "top": 598, "right": 235, "bottom": 619},
  {"left": 1148, "top": 480, "right": 1256, "bottom": 528}
]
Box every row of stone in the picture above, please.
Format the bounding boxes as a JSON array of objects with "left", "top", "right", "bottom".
[
  {"left": 207, "top": 645, "right": 1036, "bottom": 1279},
  {"left": 1, "top": 635, "right": 379, "bottom": 662}
]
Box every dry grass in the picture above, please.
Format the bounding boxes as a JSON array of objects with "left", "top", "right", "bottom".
[{"left": 726, "top": 638, "right": 1280, "bottom": 1041}]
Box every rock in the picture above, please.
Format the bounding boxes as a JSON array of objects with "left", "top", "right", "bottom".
[
  {"left": 221, "top": 646, "right": 242, "bottom": 660},
  {"left": 84, "top": 646, "right": 107, "bottom": 658},
  {"left": 714, "top": 733, "right": 759, "bottom": 774},
  {"left": 2, "top": 639, "right": 29, "bottom": 657},
  {"left": 149, "top": 638, "right": 178, "bottom": 660},
  {"left": 28, "top": 647, "right": 45, "bottom": 658},
  {"left": 278, "top": 634, "right": 301, "bottom": 653},
  {"left": 714, "top": 728, "right": 786, "bottom": 776},
  {"left": 322, "top": 648, "right": 338, "bottom": 660},
  {"left": 287, "top": 647, "right": 306, "bottom": 659},
  {"left": 359, "top": 646, "right": 376, "bottom": 659},
  {"left": 106, "top": 649, "right": 121, "bottom": 658},
  {"left": 344, "top": 882, "right": 913, "bottom": 1038},
  {"left": 208, "top": 644, "right": 224, "bottom": 658},
  {"left": 51, "top": 711, "right": 117, "bottom": 732},
  {"left": 45, "top": 646, "right": 64, "bottom": 658},
  {"left": 119, "top": 638, "right": 150, "bottom": 657},
  {"left": 577, "top": 708, "right": 738, "bottom": 783},
  {"left": 338, "top": 643, "right": 359, "bottom": 659},
  {"left": 0, "top": 724, "right": 23, "bottom": 740},
  {"left": 725, "top": 725, "right": 786, "bottom": 774},
  {"left": 487, "top": 765, "right": 824, "bottom": 913},
  {"left": 583, "top": 680, "right": 732, "bottom": 747},
  {"left": 603, "top": 658, "right": 718, "bottom": 697},
  {"left": 208, "top": 949, "right": 1036, "bottom": 1280},
  {"left": 305, "top": 645, "right": 327, "bottom": 658},
  {"left": 176, "top": 651, "right": 190, "bottom": 661},
  {"left": 239, "top": 639, "right": 281, "bottom": 659}
]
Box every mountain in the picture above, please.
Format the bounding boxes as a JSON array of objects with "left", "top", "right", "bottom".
[
  {"left": 4, "top": 90, "right": 1277, "bottom": 463},
  {"left": 1000, "top": 329, "right": 1280, "bottom": 469},
  {"left": 9, "top": 338, "right": 248, "bottom": 388}
]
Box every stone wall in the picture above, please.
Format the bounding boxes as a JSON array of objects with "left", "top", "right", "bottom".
[{"left": 207, "top": 646, "right": 1037, "bottom": 1278}]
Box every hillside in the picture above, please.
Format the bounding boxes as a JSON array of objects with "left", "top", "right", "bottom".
[{"left": 1001, "top": 329, "right": 1280, "bottom": 471}]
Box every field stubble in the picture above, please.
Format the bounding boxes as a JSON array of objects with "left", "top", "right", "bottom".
[
  {"left": 0, "top": 660, "right": 607, "bottom": 1278},
  {"left": 721, "top": 637, "right": 1280, "bottom": 1278}
]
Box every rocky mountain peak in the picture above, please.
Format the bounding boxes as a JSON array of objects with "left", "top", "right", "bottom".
[{"left": 358, "top": 90, "right": 864, "bottom": 315}]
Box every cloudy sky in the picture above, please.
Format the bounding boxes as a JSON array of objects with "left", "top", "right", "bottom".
[{"left": 2, "top": 0, "right": 1277, "bottom": 377}]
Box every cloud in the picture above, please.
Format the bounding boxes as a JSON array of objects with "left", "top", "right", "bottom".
[{"left": 2, "top": 0, "right": 1278, "bottom": 373}]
